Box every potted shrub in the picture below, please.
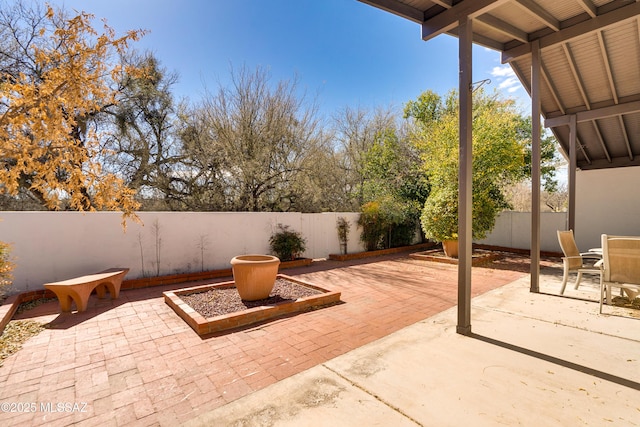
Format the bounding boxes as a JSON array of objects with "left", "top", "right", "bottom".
[
  {"left": 420, "top": 183, "right": 504, "bottom": 258},
  {"left": 336, "top": 217, "right": 351, "bottom": 255},
  {"left": 420, "top": 185, "right": 459, "bottom": 257},
  {"left": 269, "top": 224, "right": 306, "bottom": 261}
]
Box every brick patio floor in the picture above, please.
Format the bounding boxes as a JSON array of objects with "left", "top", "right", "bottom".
[{"left": 0, "top": 252, "right": 551, "bottom": 426}]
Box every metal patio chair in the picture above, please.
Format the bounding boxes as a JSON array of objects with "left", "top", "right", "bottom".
[
  {"left": 557, "top": 230, "right": 601, "bottom": 295},
  {"left": 598, "top": 234, "right": 640, "bottom": 313}
]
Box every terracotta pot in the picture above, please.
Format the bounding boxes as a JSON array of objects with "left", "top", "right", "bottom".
[
  {"left": 442, "top": 240, "right": 459, "bottom": 258},
  {"left": 230, "top": 255, "right": 280, "bottom": 301}
]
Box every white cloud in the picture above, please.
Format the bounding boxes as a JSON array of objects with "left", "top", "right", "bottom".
[
  {"left": 489, "top": 66, "right": 522, "bottom": 94},
  {"left": 498, "top": 76, "right": 519, "bottom": 90},
  {"left": 490, "top": 65, "right": 515, "bottom": 78}
]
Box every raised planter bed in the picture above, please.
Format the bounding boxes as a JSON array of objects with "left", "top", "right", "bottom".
[
  {"left": 474, "top": 243, "right": 563, "bottom": 258},
  {"left": 409, "top": 248, "right": 503, "bottom": 266},
  {"left": 328, "top": 242, "right": 437, "bottom": 261},
  {"left": 163, "top": 274, "right": 341, "bottom": 335},
  {"left": 278, "top": 257, "right": 313, "bottom": 269}
]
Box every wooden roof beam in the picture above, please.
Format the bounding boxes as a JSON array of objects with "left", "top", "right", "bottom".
[
  {"left": 476, "top": 14, "right": 529, "bottom": 43},
  {"left": 545, "top": 100, "right": 640, "bottom": 127},
  {"left": 431, "top": 0, "right": 453, "bottom": 8},
  {"left": 514, "top": 0, "right": 560, "bottom": 31},
  {"left": 421, "top": 0, "right": 508, "bottom": 41},
  {"left": 502, "top": 1, "right": 640, "bottom": 62},
  {"left": 618, "top": 115, "right": 634, "bottom": 161},
  {"left": 431, "top": 0, "right": 520, "bottom": 47},
  {"left": 562, "top": 43, "right": 591, "bottom": 109},
  {"left": 580, "top": 156, "right": 640, "bottom": 170},
  {"left": 447, "top": 27, "right": 506, "bottom": 51},
  {"left": 430, "top": 0, "right": 528, "bottom": 43},
  {"left": 597, "top": 31, "right": 618, "bottom": 104},
  {"left": 592, "top": 120, "right": 613, "bottom": 163},
  {"left": 576, "top": 0, "right": 597, "bottom": 18},
  {"left": 541, "top": 63, "right": 566, "bottom": 115}
]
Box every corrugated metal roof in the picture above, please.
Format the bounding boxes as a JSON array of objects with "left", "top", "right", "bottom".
[{"left": 359, "top": 0, "right": 640, "bottom": 171}]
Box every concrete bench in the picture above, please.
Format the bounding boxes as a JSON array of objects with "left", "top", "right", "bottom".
[{"left": 44, "top": 268, "right": 130, "bottom": 313}]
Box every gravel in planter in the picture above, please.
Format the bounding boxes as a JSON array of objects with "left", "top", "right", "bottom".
[{"left": 180, "top": 278, "right": 321, "bottom": 318}]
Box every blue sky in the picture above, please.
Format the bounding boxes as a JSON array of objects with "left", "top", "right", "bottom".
[{"left": 47, "top": 0, "right": 529, "bottom": 117}]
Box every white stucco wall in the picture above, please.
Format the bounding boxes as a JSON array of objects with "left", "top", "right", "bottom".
[
  {"left": 0, "top": 211, "right": 363, "bottom": 293},
  {"left": 477, "top": 211, "right": 567, "bottom": 253},
  {"left": 0, "top": 209, "right": 571, "bottom": 294},
  {"left": 574, "top": 166, "right": 640, "bottom": 250}
]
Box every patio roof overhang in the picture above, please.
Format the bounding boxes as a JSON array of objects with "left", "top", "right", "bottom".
[{"left": 358, "top": 0, "right": 640, "bottom": 334}]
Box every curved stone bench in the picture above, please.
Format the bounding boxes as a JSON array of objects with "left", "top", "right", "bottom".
[{"left": 44, "top": 268, "right": 130, "bottom": 313}]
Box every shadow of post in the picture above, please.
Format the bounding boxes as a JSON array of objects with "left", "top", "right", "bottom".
[{"left": 469, "top": 333, "right": 640, "bottom": 391}]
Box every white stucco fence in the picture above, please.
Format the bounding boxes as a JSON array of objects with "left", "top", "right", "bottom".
[
  {"left": 477, "top": 211, "right": 567, "bottom": 252},
  {"left": 0, "top": 210, "right": 567, "bottom": 294},
  {"left": 0, "top": 211, "right": 365, "bottom": 293},
  {"left": 574, "top": 167, "right": 640, "bottom": 250},
  {"left": 480, "top": 166, "right": 640, "bottom": 255}
]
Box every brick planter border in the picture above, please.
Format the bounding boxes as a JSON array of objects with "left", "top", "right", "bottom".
[
  {"left": 163, "top": 273, "right": 341, "bottom": 336},
  {"left": 409, "top": 249, "right": 504, "bottom": 266},
  {"left": 328, "top": 242, "right": 437, "bottom": 261}
]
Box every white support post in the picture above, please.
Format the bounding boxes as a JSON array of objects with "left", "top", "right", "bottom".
[{"left": 457, "top": 16, "right": 473, "bottom": 335}]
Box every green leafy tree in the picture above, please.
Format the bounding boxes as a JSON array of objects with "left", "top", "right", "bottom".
[
  {"left": 406, "top": 89, "right": 533, "bottom": 242},
  {"left": 361, "top": 128, "right": 429, "bottom": 207},
  {"left": 359, "top": 127, "right": 429, "bottom": 248},
  {"left": 513, "top": 116, "right": 560, "bottom": 193}
]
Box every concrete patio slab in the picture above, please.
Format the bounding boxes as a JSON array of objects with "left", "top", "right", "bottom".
[
  {"left": 185, "top": 366, "right": 420, "bottom": 427},
  {"left": 187, "top": 275, "right": 640, "bottom": 427}
]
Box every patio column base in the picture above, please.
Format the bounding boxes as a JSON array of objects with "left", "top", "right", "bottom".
[{"left": 456, "top": 325, "right": 472, "bottom": 335}]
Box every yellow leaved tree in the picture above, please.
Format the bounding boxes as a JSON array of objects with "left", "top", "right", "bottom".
[{"left": 0, "top": 4, "right": 144, "bottom": 222}]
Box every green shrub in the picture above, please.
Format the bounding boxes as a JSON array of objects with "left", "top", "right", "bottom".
[
  {"left": 357, "top": 202, "right": 387, "bottom": 251},
  {"left": 420, "top": 186, "right": 458, "bottom": 242},
  {"left": 336, "top": 217, "right": 351, "bottom": 254},
  {"left": 420, "top": 182, "right": 505, "bottom": 242},
  {"left": 269, "top": 224, "right": 307, "bottom": 261},
  {"left": 389, "top": 220, "right": 417, "bottom": 247},
  {"left": 359, "top": 199, "right": 420, "bottom": 251}
]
